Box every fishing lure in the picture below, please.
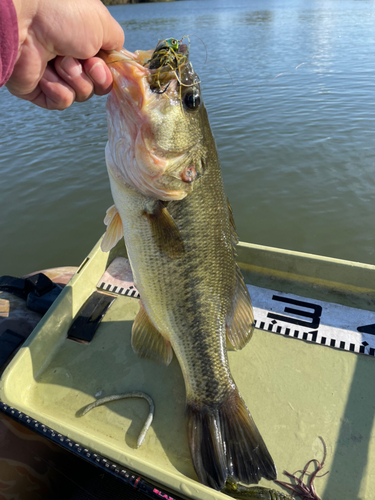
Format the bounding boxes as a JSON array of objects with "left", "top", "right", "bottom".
[
  {"left": 158, "top": 38, "right": 180, "bottom": 51},
  {"left": 82, "top": 392, "right": 154, "bottom": 448},
  {"left": 147, "top": 36, "right": 200, "bottom": 102},
  {"left": 274, "top": 437, "right": 328, "bottom": 500},
  {"left": 223, "top": 437, "right": 328, "bottom": 499},
  {"left": 222, "top": 479, "right": 294, "bottom": 499},
  {"left": 147, "top": 37, "right": 185, "bottom": 71}
]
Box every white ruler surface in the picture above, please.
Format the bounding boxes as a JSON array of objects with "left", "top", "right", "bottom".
[
  {"left": 98, "top": 257, "right": 375, "bottom": 357},
  {"left": 247, "top": 285, "right": 375, "bottom": 357}
]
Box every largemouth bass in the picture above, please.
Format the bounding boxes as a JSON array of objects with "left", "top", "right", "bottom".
[{"left": 100, "top": 40, "right": 277, "bottom": 491}]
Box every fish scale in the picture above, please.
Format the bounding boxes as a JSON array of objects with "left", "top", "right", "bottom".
[{"left": 100, "top": 43, "right": 276, "bottom": 491}]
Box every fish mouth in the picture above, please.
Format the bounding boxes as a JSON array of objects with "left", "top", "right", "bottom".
[
  {"left": 98, "top": 48, "right": 153, "bottom": 110},
  {"left": 98, "top": 41, "right": 195, "bottom": 110},
  {"left": 100, "top": 43, "right": 200, "bottom": 201}
]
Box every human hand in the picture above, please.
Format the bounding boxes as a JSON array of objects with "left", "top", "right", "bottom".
[{"left": 6, "top": 0, "right": 124, "bottom": 110}]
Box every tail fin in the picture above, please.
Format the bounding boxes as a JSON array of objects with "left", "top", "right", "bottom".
[{"left": 186, "top": 389, "right": 276, "bottom": 491}]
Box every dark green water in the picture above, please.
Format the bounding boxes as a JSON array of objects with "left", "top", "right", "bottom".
[{"left": 1, "top": 0, "right": 375, "bottom": 276}]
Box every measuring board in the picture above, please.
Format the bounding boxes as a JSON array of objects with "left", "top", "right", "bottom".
[
  {"left": 98, "top": 258, "right": 140, "bottom": 299},
  {"left": 98, "top": 257, "right": 375, "bottom": 357}
]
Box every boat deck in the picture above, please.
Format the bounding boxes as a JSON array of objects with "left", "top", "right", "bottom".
[{"left": 1, "top": 238, "right": 374, "bottom": 500}]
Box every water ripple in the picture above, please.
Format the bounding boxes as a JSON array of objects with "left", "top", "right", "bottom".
[{"left": 1, "top": 0, "right": 375, "bottom": 274}]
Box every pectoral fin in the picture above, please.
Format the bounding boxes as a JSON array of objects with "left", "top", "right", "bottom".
[
  {"left": 101, "top": 205, "right": 124, "bottom": 252},
  {"left": 225, "top": 265, "right": 254, "bottom": 350},
  {"left": 132, "top": 303, "right": 173, "bottom": 365},
  {"left": 143, "top": 201, "right": 184, "bottom": 258}
]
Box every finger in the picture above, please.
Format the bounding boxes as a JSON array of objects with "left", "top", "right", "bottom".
[
  {"left": 5, "top": 43, "right": 46, "bottom": 97},
  {"left": 83, "top": 58, "right": 113, "bottom": 96},
  {"left": 36, "top": 65, "right": 76, "bottom": 110},
  {"left": 54, "top": 56, "right": 94, "bottom": 102}
]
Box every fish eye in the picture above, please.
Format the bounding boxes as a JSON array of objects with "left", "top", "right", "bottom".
[{"left": 183, "top": 89, "right": 201, "bottom": 111}]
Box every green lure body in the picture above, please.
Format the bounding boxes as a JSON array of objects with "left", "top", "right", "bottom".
[{"left": 223, "top": 480, "right": 294, "bottom": 500}]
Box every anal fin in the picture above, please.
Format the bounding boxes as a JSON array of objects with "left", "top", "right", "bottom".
[
  {"left": 101, "top": 205, "right": 124, "bottom": 252},
  {"left": 226, "top": 265, "right": 254, "bottom": 350},
  {"left": 132, "top": 303, "right": 173, "bottom": 366}
]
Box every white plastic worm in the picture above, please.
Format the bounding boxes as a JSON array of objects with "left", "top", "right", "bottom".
[{"left": 82, "top": 392, "right": 154, "bottom": 448}]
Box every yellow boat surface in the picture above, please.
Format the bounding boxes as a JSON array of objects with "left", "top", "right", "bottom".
[{"left": 1, "top": 237, "right": 374, "bottom": 500}]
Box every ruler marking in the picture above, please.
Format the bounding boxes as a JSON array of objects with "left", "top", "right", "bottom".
[{"left": 96, "top": 261, "right": 375, "bottom": 357}]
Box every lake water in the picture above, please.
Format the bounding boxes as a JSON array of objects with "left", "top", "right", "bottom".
[{"left": 1, "top": 0, "right": 375, "bottom": 276}]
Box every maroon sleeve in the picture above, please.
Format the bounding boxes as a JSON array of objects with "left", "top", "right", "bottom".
[{"left": 0, "top": 0, "right": 18, "bottom": 87}]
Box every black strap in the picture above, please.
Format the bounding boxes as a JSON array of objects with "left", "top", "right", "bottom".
[
  {"left": 0, "top": 329, "right": 24, "bottom": 368},
  {"left": 0, "top": 273, "right": 62, "bottom": 314}
]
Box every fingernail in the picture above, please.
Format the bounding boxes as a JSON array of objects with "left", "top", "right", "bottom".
[
  {"left": 89, "top": 62, "right": 107, "bottom": 85},
  {"left": 61, "top": 57, "right": 82, "bottom": 78}
]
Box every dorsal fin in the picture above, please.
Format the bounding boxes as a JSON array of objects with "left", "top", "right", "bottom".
[
  {"left": 101, "top": 205, "right": 124, "bottom": 252},
  {"left": 132, "top": 302, "right": 173, "bottom": 366},
  {"left": 226, "top": 265, "right": 254, "bottom": 350}
]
